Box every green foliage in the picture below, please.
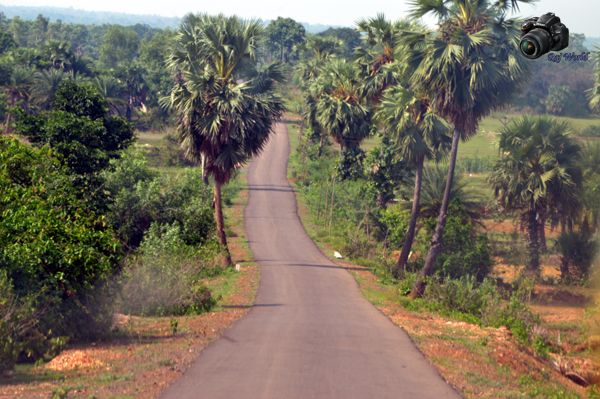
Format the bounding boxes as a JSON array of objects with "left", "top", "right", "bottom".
[
  {"left": 555, "top": 231, "right": 598, "bottom": 281},
  {"left": 265, "top": 17, "right": 306, "bottom": 63},
  {"left": 118, "top": 223, "right": 219, "bottom": 316},
  {"left": 365, "top": 135, "right": 411, "bottom": 207},
  {"left": 0, "top": 138, "right": 121, "bottom": 365},
  {"left": 16, "top": 81, "right": 134, "bottom": 184},
  {"left": 0, "top": 270, "right": 36, "bottom": 372},
  {"left": 580, "top": 125, "right": 600, "bottom": 137},
  {"left": 545, "top": 85, "right": 582, "bottom": 116},
  {"left": 99, "top": 25, "right": 140, "bottom": 69},
  {"left": 103, "top": 152, "right": 215, "bottom": 248},
  {"left": 379, "top": 205, "right": 410, "bottom": 248},
  {"left": 416, "top": 202, "right": 492, "bottom": 281}
]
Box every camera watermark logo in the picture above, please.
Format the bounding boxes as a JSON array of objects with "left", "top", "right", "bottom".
[{"left": 547, "top": 52, "right": 591, "bottom": 64}]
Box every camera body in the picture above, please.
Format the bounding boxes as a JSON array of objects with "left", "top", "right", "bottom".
[{"left": 520, "top": 13, "right": 569, "bottom": 59}]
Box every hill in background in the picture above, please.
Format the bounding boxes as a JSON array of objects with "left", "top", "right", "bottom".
[{"left": 0, "top": 4, "right": 334, "bottom": 32}]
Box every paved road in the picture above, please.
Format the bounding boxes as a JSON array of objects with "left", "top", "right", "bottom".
[{"left": 161, "top": 124, "right": 460, "bottom": 399}]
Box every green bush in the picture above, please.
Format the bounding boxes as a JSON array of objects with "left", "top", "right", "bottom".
[
  {"left": 417, "top": 202, "right": 492, "bottom": 281},
  {"left": 0, "top": 138, "right": 121, "bottom": 366},
  {"left": 118, "top": 223, "right": 219, "bottom": 316},
  {"left": 418, "top": 276, "right": 540, "bottom": 345},
  {"left": 103, "top": 152, "right": 215, "bottom": 248},
  {"left": 0, "top": 270, "right": 37, "bottom": 372},
  {"left": 555, "top": 231, "right": 598, "bottom": 281},
  {"left": 379, "top": 205, "right": 410, "bottom": 248},
  {"left": 580, "top": 125, "right": 600, "bottom": 137}
]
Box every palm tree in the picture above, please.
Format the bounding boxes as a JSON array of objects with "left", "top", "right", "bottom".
[
  {"left": 489, "top": 116, "right": 582, "bottom": 274},
  {"left": 3, "top": 66, "right": 32, "bottom": 133},
  {"left": 375, "top": 85, "right": 451, "bottom": 274},
  {"left": 297, "top": 37, "right": 338, "bottom": 155},
  {"left": 315, "top": 59, "right": 372, "bottom": 179},
  {"left": 31, "top": 69, "right": 66, "bottom": 109},
  {"left": 94, "top": 75, "right": 126, "bottom": 116},
  {"left": 356, "top": 14, "right": 417, "bottom": 103},
  {"left": 165, "top": 14, "right": 285, "bottom": 266},
  {"left": 405, "top": 0, "right": 531, "bottom": 298}
]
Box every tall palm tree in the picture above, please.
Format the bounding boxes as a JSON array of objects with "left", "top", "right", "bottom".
[
  {"left": 315, "top": 59, "right": 372, "bottom": 179},
  {"left": 297, "top": 37, "right": 338, "bottom": 155},
  {"left": 489, "top": 116, "right": 582, "bottom": 274},
  {"left": 164, "top": 14, "right": 285, "bottom": 266},
  {"left": 405, "top": 0, "right": 531, "bottom": 298},
  {"left": 375, "top": 85, "right": 451, "bottom": 274}
]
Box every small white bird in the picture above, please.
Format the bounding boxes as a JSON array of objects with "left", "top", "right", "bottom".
[
  {"left": 334, "top": 251, "right": 343, "bottom": 259},
  {"left": 235, "top": 263, "right": 241, "bottom": 272}
]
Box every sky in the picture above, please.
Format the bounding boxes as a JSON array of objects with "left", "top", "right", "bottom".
[{"left": 3, "top": 0, "right": 600, "bottom": 37}]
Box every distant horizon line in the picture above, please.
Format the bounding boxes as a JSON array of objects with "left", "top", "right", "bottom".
[{"left": 0, "top": 3, "right": 347, "bottom": 29}]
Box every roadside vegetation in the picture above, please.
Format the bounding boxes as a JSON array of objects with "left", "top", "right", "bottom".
[{"left": 1, "top": 1, "right": 600, "bottom": 398}]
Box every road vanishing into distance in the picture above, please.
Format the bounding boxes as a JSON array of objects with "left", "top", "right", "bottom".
[{"left": 161, "top": 124, "right": 461, "bottom": 399}]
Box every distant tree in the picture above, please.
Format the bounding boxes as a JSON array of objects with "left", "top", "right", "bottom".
[
  {"left": 32, "top": 14, "right": 49, "bottom": 46},
  {"left": 489, "top": 116, "right": 582, "bottom": 274},
  {"left": 265, "top": 17, "right": 306, "bottom": 63},
  {"left": 165, "top": 14, "right": 285, "bottom": 265},
  {"left": 30, "top": 69, "right": 66, "bottom": 109},
  {"left": 99, "top": 25, "right": 140, "bottom": 69},
  {"left": 589, "top": 49, "right": 600, "bottom": 113},
  {"left": 16, "top": 81, "right": 134, "bottom": 193},
  {"left": 318, "top": 27, "right": 361, "bottom": 59},
  {"left": 0, "top": 31, "right": 16, "bottom": 55},
  {"left": 2, "top": 66, "right": 32, "bottom": 132},
  {"left": 315, "top": 59, "right": 372, "bottom": 179}
]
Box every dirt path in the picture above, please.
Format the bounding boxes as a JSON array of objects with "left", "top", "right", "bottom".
[{"left": 160, "top": 124, "right": 460, "bottom": 399}]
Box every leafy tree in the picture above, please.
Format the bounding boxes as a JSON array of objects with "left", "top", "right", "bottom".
[
  {"left": 489, "top": 116, "right": 582, "bottom": 274},
  {"left": 265, "top": 17, "right": 306, "bottom": 63},
  {"left": 405, "top": 0, "right": 530, "bottom": 298},
  {"left": 0, "top": 31, "right": 16, "bottom": 55},
  {"left": 376, "top": 86, "right": 451, "bottom": 274},
  {"left": 99, "top": 25, "right": 140, "bottom": 69},
  {"left": 16, "top": 81, "right": 134, "bottom": 193},
  {"left": 0, "top": 137, "right": 121, "bottom": 351},
  {"left": 318, "top": 27, "right": 361, "bottom": 59},
  {"left": 544, "top": 85, "right": 577, "bottom": 116},
  {"left": 2, "top": 65, "right": 32, "bottom": 133},
  {"left": 165, "top": 14, "right": 285, "bottom": 265},
  {"left": 30, "top": 69, "right": 66, "bottom": 109},
  {"left": 589, "top": 49, "right": 600, "bottom": 113}
]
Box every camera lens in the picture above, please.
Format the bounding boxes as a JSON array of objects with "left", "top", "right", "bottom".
[
  {"left": 520, "top": 40, "right": 537, "bottom": 56},
  {"left": 519, "top": 29, "right": 552, "bottom": 59}
]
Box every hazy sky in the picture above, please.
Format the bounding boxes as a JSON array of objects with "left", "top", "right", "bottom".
[{"left": 4, "top": 0, "right": 600, "bottom": 36}]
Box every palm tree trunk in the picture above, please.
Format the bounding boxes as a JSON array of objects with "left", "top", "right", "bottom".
[
  {"left": 538, "top": 214, "right": 547, "bottom": 252},
  {"left": 526, "top": 205, "right": 540, "bottom": 274},
  {"left": 395, "top": 156, "right": 424, "bottom": 276},
  {"left": 201, "top": 155, "right": 209, "bottom": 185},
  {"left": 409, "top": 129, "right": 460, "bottom": 299},
  {"left": 214, "top": 181, "right": 232, "bottom": 267}
]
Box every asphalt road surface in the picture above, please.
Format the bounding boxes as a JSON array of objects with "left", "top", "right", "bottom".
[{"left": 160, "top": 124, "right": 461, "bottom": 399}]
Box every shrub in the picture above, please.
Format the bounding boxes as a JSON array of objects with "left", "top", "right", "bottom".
[
  {"left": 379, "top": 205, "right": 410, "bottom": 248},
  {"left": 417, "top": 202, "right": 492, "bottom": 281},
  {"left": 103, "top": 153, "right": 215, "bottom": 248},
  {"left": 0, "top": 138, "right": 121, "bottom": 365},
  {"left": 0, "top": 271, "right": 37, "bottom": 372},
  {"left": 580, "top": 125, "right": 600, "bottom": 137},
  {"left": 118, "top": 223, "right": 219, "bottom": 316},
  {"left": 555, "top": 231, "right": 598, "bottom": 281}
]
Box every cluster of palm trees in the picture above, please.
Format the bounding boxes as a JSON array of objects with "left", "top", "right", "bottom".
[
  {"left": 298, "top": 1, "right": 532, "bottom": 297},
  {"left": 163, "top": 2, "right": 600, "bottom": 290}
]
